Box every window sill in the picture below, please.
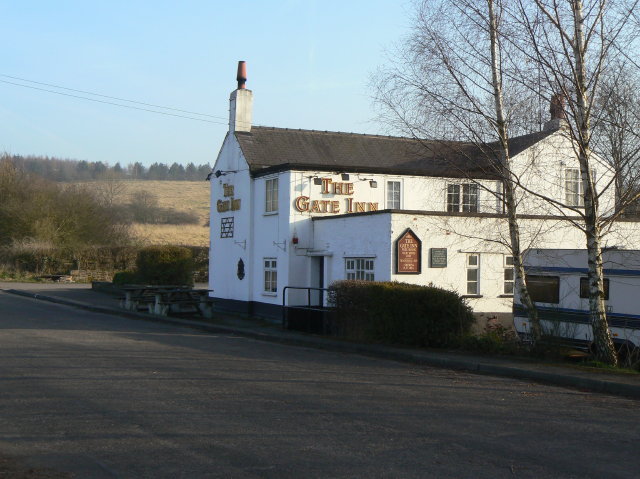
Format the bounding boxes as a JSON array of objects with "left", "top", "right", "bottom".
[
  {"left": 262, "top": 292, "right": 277, "bottom": 297},
  {"left": 461, "top": 294, "right": 483, "bottom": 298},
  {"left": 498, "top": 294, "right": 514, "bottom": 298},
  {"left": 263, "top": 211, "right": 278, "bottom": 216}
]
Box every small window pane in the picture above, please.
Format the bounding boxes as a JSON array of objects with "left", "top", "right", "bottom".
[
  {"left": 345, "top": 257, "right": 375, "bottom": 282},
  {"left": 387, "top": 181, "right": 401, "bottom": 209},
  {"left": 579, "top": 277, "right": 609, "bottom": 300},
  {"left": 447, "top": 184, "right": 460, "bottom": 212},
  {"left": 265, "top": 178, "right": 279, "bottom": 213},
  {"left": 526, "top": 275, "right": 560, "bottom": 304}
]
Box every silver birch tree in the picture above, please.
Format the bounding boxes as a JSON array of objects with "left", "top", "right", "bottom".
[
  {"left": 507, "top": 0, "right": 640, "bottom": 365},
  {"left": 374, "top": 0, "right": 541, "bottom": 339}
]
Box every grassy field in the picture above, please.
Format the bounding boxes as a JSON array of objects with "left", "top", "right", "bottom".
[{"left": 79, "top": 180, "right": 210, "bottom": 246}]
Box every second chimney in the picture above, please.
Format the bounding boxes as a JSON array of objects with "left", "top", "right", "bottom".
[{"left": 544, "top": 93, "right": 567, "bottom": 131}]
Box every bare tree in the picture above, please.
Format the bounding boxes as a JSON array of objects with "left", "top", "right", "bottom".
[
  {"left": 505, "top": 0, "right": 640, "bottom": 365},
  {"left": 374, "top": 0, "right": 542, "bottom": 339},
  {"left": 377, "top": 0, "right": 640, "bottom": 365},
  {"left": 592, "top": 65, "right": 640, "bottom": 213}
]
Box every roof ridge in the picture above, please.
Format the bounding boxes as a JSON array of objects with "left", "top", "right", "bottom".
[
  {"left": 249, "top": 125, "right": 551, "bottom": 146},
  {"left": 251, "top": 125, "right": 420, "bottom": 142}
]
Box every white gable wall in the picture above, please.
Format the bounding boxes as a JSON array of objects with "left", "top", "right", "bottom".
[
  {"left": 511, "top": 131, "right": 616, "bottom": 216},
  {"left": 209, "top": 134, "right": 253, "bottom": 303}
]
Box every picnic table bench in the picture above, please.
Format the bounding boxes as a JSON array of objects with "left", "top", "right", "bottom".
[{"left": 120, "top": 285, "right": 214, "bottom": 318}]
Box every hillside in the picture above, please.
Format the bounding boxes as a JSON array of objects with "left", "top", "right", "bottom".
[{"left": 78, "top": 180, "right": 210, "bottom": 247}]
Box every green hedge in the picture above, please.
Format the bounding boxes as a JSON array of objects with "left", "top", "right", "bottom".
[
  {"left": 328, "top": 280, "right": 475, "bottom": 347},
  {"left": 135, "top": 245, "right": 194, "bottom": 286},
  {"left": 112, "top": 270, "right": 140, "bottom": 285}
]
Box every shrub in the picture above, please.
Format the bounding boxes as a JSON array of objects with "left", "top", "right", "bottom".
[
  {"left": 112, "top": 270, "right": 140, "bottom": 285},
  {"left": 328, "top": 280, "right": 475, "bottom": 347},
  {"left": 135, "top": 245, "right": 194, "bottom": 286}
]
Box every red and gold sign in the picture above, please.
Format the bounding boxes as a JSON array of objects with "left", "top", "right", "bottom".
[{"left": 395, "top": 229, "right": 421, "bottom": 274}]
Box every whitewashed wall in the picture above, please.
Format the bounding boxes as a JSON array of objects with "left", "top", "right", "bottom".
[
  {"left": 209, "top": 134, "right": 253, "bottom": 302},
  {"left": 511, "top": 130, "right": 616, "bottom": 216},
  {"left": 313, "top": 212, "right": 640, "bottom": 314},
  {"left": 209, "top": 131, "right": 624, "bottom": 314}
]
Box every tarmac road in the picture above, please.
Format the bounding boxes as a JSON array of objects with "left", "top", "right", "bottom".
[{"left": 0, "top": 291, "right": 638, "bottom": 478}]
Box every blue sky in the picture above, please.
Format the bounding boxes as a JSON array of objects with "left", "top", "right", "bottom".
[{"left": 0, "top": 1, "right": 410, "bottom": 166}]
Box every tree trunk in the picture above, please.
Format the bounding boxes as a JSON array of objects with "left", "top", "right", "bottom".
[
  {"left": 572, "top": 0, "right": 618, "bottom": 365},
  {"left": 488, "top": 0, "right": 540, "bottom": 340}
]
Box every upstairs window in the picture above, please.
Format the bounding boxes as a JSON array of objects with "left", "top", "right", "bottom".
[
  {"left": 565, "top": 168, "right": 582, "bottom": 206},
  {"left": 447, "top": 184, "right": 478, "bottom": 212},
  {"left": 565, "top": 168, "right": 596, "bottom": 207},
  {"left": 265, "top": 178, "right": 279, "bottom": 213},
  {"left": 387, "top": 181, "right": 401, "bottom": 209}
]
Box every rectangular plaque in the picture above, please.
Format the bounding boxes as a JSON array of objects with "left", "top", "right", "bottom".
[
  {"left": 430, "top": 248, "right": 447, "bottom": 268},
  {"left": 395, "top": 229, "right": 422, "bottom": 274}
]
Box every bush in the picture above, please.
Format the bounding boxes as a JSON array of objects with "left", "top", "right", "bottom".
[
  {"left": 135, "top": 246, "right": 194, "bottom": 286},
  {"left": 112, "top": 270, "right": 140, "bottom": 285},
  {"left": 328, "top": 280, "right": 475, "bottom": 347}
]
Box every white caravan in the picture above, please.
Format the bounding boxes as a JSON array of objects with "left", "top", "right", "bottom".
[{"left": 514, "top": 249, "right": 640, "bottom": 352}]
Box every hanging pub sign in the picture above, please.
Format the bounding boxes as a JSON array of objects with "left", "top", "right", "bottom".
[{"left": 395, "top": 228, "right": 422, "bottom": 274}]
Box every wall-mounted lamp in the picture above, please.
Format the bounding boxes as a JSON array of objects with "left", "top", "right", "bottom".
[
  {"left": 215, "top": 169, "right": 238, "bottom": 178},
  {"left": 313, "top": 177, "right": 323, "bottom": 185},
  {"left": 358, "top": 176, "right": 377, "bottom": 188},
  {"left": 341, "top": 173, "right": 350, "bottom": 181}
]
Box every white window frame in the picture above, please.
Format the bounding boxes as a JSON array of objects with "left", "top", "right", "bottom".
[
  {"left": 263, "top": 258, "right": 277, "bottom": 294},
  {"left": 447, "top": 183, "right": 478, "bottom": 212},
  {"left": 462, "top": 183, "right": 478, "bottom": 212},
  {"left": 265, "top": 177, "right": 279, "bottom": 213},
  {"left": 565, "top": 168, "right": 582, "bottom": 206},
  {"left": 387, "top": 180, "right": 401, "bottom": 209},
  {"left": 345, "top": 258, "right": 375, "bottom": 281},
  {"left": 504, "top": 255, "right": 515, "bottom": 295},
  {"left": 565, "top": 168, "right": 596, "bottom": 207},
  {"left": 466, "top": 253, "right": 480, "bottom": 295}
]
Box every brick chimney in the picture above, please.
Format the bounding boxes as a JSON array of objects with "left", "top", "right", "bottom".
[
  {"left": 544, "top": 93, "right": 567, "bottom": 131},
  {"left": 229, "top": 61, "right": 253, "bottom": 133}
]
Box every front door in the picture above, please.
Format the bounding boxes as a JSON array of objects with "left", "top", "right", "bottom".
[{"left": 310, "top": 256, "right": 324, "bottom": 306}]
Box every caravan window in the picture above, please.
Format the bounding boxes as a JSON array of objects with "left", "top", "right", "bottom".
[
  {"left": 526, "top": 275, "right": 560, "bottom": 304},
  {"left": 579, "top": 277, "right": 609, "bottom": 300}
]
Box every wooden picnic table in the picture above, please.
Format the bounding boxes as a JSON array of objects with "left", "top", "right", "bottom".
[{"left": 120, "top": 285, "right": 213, "bottom": 318}]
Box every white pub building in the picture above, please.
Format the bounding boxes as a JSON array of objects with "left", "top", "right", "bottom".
[{"left": 209, "top": 62, "right": 639, "bottom": 324}]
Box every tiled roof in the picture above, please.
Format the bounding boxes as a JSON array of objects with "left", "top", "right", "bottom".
[{"left": 235, "top": 126, "right": 555, "bottom": 178}]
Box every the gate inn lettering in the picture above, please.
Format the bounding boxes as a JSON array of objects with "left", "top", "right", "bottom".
[
  {"left": 294, "top": 178, "right": 379, "bottom": 214},
  {"left": 216, "top": 183, "right": 241, "bottom": 212}
]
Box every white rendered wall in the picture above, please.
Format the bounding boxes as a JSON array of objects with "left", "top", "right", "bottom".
[
  {"left": 209, "top": 134, "right": 253, "bottom": 302},
  {"left": 313, "top": 212, "right": 640, "bottom": 314},
  {"left": 209, "top": 132, "right": 625, "bottom": 311},
  {"left": 510, "top": 130, "right": 616, "bottom": 216}
]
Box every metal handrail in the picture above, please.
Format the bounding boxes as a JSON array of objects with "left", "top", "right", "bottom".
[{"left": 282, "top": 286, "right": 331, "bottom": 329}]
